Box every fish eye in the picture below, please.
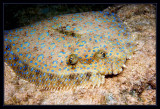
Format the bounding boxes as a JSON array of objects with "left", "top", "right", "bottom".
[
  {"left": 95, "top": 50, "right": 106, "bottom": 59},
  {"left": 101, "top": 52, "right": 105, "bottom": 58},
  {"left": 69, "top": 54, "right": 78, "bottom": 65}
]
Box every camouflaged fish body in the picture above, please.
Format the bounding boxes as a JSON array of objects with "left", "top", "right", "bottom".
[{"left": 4, "top": 11, "right": 136, "bottom": 89}]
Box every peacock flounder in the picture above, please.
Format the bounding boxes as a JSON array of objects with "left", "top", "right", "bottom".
[{"left": 4, "top": 11, "right": 137, "bottom": 90}]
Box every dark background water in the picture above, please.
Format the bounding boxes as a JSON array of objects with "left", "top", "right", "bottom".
[{"left": 4, "top": 4, "right": 114, "bottom": 30}]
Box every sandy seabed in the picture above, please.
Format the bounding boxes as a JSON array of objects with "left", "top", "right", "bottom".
[{"left": 4, "top": 4, "right": 156, "bottom": 105}]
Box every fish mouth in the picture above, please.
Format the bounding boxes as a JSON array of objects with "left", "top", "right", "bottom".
[{"left": 65, "top": 49, "right": 127, "bottom": 76}]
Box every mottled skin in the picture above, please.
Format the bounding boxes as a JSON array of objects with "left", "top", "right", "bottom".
[{"left": 4, "top": 11, "right": 136, "bottom": 89}]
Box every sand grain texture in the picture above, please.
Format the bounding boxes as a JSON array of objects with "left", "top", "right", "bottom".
[{"left": 4, "top": 4, "right": 156, "bottom": 105}]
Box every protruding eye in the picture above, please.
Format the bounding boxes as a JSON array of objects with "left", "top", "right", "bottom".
[
  {"left": 95, "top": 50, "right": 106, "bottom": 59},
  {"left": 69, "top": 54, "right": 78, "bottom": 65}
]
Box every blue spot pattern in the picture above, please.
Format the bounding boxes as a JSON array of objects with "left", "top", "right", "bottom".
[{"left": 3, "top": 11, "right": 136, "bottom": 89}]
